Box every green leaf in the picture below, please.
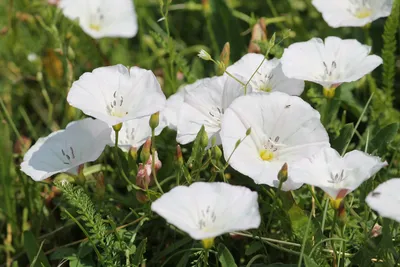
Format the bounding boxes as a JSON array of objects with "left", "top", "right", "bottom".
[
  {"left": 68, "top": 256, "right": 95, "bottom": 267},
  {"left": 369, "top": 123, "right": 399, "bottom": 153},
  {"left": 245, "top": 241, "right": 263, "bottom": 256},
  {"left": 332, "top": 123, "right": 354, "bottom": 155},
  {"left": 50, "top": 248, "right": 76, "bottom": 260},
  {"left": 287, "top": 204, "right": 310, "bottom": 240},
  {"left": 304, "top": 256, "right": 319, "bottom": 267},
  {"left": 218, "top": 243, "right": 237, "bottom": 267},
  {"left": 132, "top": 238, "right": 147, "bottom": 267},
  {"left": 23, "top": 231, "right": 51, "bottom": 267}
]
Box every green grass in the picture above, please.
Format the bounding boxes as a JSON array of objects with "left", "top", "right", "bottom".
[{"left": 1, "top": 0, "right": 400, "bottom": 266}]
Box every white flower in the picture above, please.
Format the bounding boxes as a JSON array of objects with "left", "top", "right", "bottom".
[
  {"left": 226, "top": 53, "right": 304, "bottom": 95},
  {"left": 291, "top": 147, "right": 387, "bottom": 201},
  {"left": 312, "top": 0, "right": 394, "bottom": 28},
  {"left": 59, "top": 0, "right": 138, "bottom": 39},
  {"left": 281, "top": 37, "right": 383, "bottom": 91},
  {"left": 177, "top": 75, "right": 249, "bottom": 145},
  {"left": 366, "top": 178, "right": 400, "bottom": 223},
  {"left": 110, "top": 115, "right": 166, "bottom": 151},
  {"left": 21, "top": 118, "right": 111, "bottom": 181},
  {"left": 198, "top": 49, "right": 212, "bottom": 61},
  {"left": 220, "top": 92, "right": 330, "bottom": 190},
  {"left": 67, "top": 64, "right": 166, "bottom": 127},
  {"left": 151, "top": 182, "right": 260, "bottom": 242}
]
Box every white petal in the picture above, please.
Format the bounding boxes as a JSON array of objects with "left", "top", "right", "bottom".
[
  {"left": 176, "top": 76, "right": 226, "bottom": 145},
  {"left": 20, "top": 118, "right": 111, "bottom": 181},
  {"left": 366, "top": 178, "right": 400, "bottom": 222},
  {"left": 221, "top": 92, "right": 329, "bottom": 188},
  {"left": 312, "top": 0, "right": 393, "bottom": 28},
  {"left": 151, "top": 182, "right": 260, "bottom": 240},
  {"left": 60, "top": 0, "right": 138, "bottom": 39},
  {"left": 281, "top": 37, "right": 382, "bottom": 88},
  {"left": 343, "top": 150, "right": 387, "bottom": 188},
  {"left": 227, "top": 54, "right": 304, "bottom": 95},
  {"left": 67, "top": 65, "right": 166, "bottom": 126}
]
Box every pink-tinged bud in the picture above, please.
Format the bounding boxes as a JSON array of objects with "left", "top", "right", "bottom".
[
  {"left": 371, "top": 224, "right": 382, "bottom": 238},
  {"left": 248, "top": 18, "right": 267, "bottom": 54},
  {"left": 13, "top": 136, "right": 32, "bottom": 154},
  {"left": 136, "top": 152, "right": 162, "bottom": 189},
  {"left": 136, "top": 191, "right": 149, "bottom": 203},
  {"left": 95, "top": 172, "right": 105, "bottom": 200},
  {"left": 140, "top": 138, "right": 152, "bottom": 163},
  {"left": 176, "top": 145, "right": 184, "bottom": 166},
  {"left": 136, "top": 163, "right": 152, "bottom": 189}
]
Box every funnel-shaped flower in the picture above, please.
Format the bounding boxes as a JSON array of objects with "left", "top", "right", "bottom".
[
  {"left": 177, "top": 75, "right": 250, "bottom": 145},
  {"left": 227, "top": 53, "right": 304, "bottom": 95},
  {"left": 60, "top": 0, "right": 138, "bottom": 39},
  {"left": 312, "top": 0, "right": 393, "bottom": 28},
  {"left": 220, "top": 92, "right": 330, "bottom": 190},
  {"left": 281, "top": 37, "right": 382, "bottom": 93},
  {"left": 67, "top": 65, "right": 166, "bottom": 126},
  {"left": 151, "top": 182, "right": 260, "bottom": 242},
  {"left": 366, "top": 178, "right": 400, "bottom": 223},
  {"left": 21, "top": 118, "right": 111, "bottom": 181},
  {"left": 292, "top": 148, "right": 387, "bottom": 202}
]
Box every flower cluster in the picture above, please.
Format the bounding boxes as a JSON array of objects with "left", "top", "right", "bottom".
[{"left": 21, "top": 0, "right": 398, "bottom": 251}]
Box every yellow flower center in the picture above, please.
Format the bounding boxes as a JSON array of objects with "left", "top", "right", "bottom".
[
  {"left": 201, "top": 238, "right": 215, "bottom": 249},
  {"left": 355, "top": 8, "right": 372, "bottom": 19},
  {"left": 323, "top": 87, "right": 336, "bottom": 99},
  {"left": 260, "top": 149, "right": 274, "bottom": 161},
  {"left": 89, "top": 23, "right": 101, "bottom": 31},
  {"left": 260, "top": 85, "right": 272, "bottom": 92}
]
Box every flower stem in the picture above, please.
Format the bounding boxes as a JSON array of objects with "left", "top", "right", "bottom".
[
  {"left": 266, "top": 180, "right": 283, "bottom": 231},
  {"left": 151, "top": 128, "right": 164, "bottom": 194}
]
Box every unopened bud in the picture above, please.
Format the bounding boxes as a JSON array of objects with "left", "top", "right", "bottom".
[
  {"left": 95, "top": 172, "right": 105, "bottom": 200},
  {"left": 136, "top": 163, "right": 152, "bottom": 189},
  {"left": 136, "top": 191, "right": 149, "bottom": 203},
  {"left": 214, "top": 145, "right": 222, "bottom": 160},
  {"left": 278, "top": 163, "right": 288, "bottom": 183},
  {"left": 129, "top": 147, "right": 138, "bottom": 161},
  {"left": 140, "top": 139, "right": 151, "bottom": 163},
  {"left": 202, "top": 0, "right": 211, "bottom": 15},
  {"left": 235, "top": 139, "right": 241, "bottom": 149},
  {"left": 200, "top": 130, "right": 209, "bottom": 148},
  {"left": 176, "top": 145, "right": 184, "bottom": 166},
  {"left": 150, "top": 112, "right": 160, "bottom": 129},
  {"left": 198, "top": 49, "right": 212, "bottom": 61},
  {"left": 246, "top": 127, "right": 252, "bottom": 136},
  {"left": 248, "top": 18, "right": 267, "bottom": 53}
]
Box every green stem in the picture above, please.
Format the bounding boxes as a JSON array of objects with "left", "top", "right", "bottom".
[
  {"left": 330, "top": 210, "right": 339, "bottom": 265},
  {"left": 266, "top": 180, "right": 284, "bottom": 231},
  {"left": 298, "top": 211, "right": 313, "bottom": 267}
]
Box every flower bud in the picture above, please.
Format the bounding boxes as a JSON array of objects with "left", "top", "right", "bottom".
[
  {"left": 248, "top": 18, "right": 267, "bottom": 53},
  {"left": 246, "top": 127, "right": 252, "bottom": 136},
  {"left": 176, "top": 145, "right": 184, "bottom": 166},
  {"left": 200, "top": 130, "right": 209, "bottom": 148},
  {"left": 198, "top": 49, "right": 212, "bottom": 61},
  {"left": 278, "top": 163, "right": 288, "bottom": 183},
  {"left": 136, "top": 191, "right": 149, "bottom": 203},
  {"left": 214, "top": 145, "right": 222, "bottom": 160},
  {"left": 150, "top": 112, "right": 160, "bottom": 129},
  {"left": 140, "top": 138, "right": 151, "bottom": 163},
  {"left": 129, "top": 147, "right": 138, "bottom": 161},
  {"left": 136, "top": 163, "right": 152, "bottom": 189}
]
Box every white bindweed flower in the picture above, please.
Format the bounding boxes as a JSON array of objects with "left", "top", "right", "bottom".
[
  {"left": 312, "top": 0, "right": 394, "bottom": 28},
  {"left": 177, "top": 75, "right": 250, "bottom": 145},
  {"left": 227, "top": 53, "right": 304, "bottom": 95},
  {"left": 21, "top": 118, "right": 111, "bottom": 181},
  {"left": 220, "top": 92, "right": 330, "bottom": 190},
  {"left": 67, "top": 64, "right": 166, "bottom": 127},
  {"left": 162, "top": 80, "right": 204, "bottom": 131},
  {"left": 292, "top": 147, "right": 387, "bottom": 207},
  {"left": 60, "top": 0, "right": 138, "bottom": 39},
  {"left": 366, "top": 178, "right": 400, "bottom": 222},
  {"left": 151, "top": 182, "right": 260, "bottom": 247},
  {"left": 281, "top": 37, "right": 382, "bottom": 97},
  {"left": 110, "top": 116, "right": 166, "bottom": 152}
]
